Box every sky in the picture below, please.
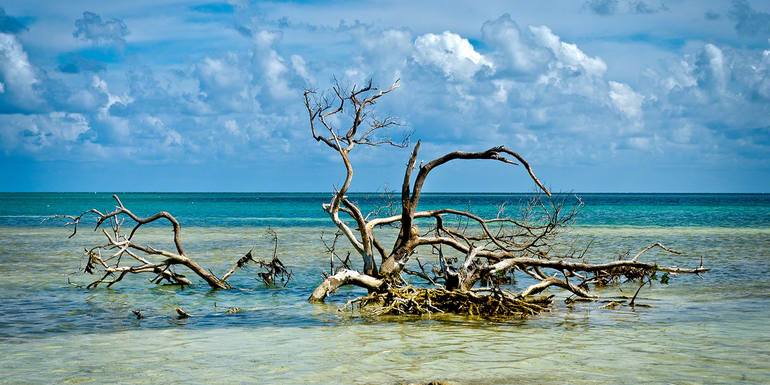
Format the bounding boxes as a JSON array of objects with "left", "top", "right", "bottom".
[{"left": 0, "top": 0, "right": 769, "bottom": 192}]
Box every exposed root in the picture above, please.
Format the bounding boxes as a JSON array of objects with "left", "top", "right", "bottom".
[{"left": 349, "top": 287, "right": 553, "bottom": 319}]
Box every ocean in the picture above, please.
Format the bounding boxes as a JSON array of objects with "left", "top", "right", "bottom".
[{"left": 0, "top": 193, "right": 769, "bottom": 384}]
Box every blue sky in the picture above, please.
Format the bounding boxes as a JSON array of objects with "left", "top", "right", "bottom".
[{"left": 0, "top": 0, "right": 769, "bottom": 192}]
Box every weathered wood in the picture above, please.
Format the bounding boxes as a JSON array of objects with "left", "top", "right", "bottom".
[
  {"left": 305, "top": 77, "right": 708, "bottom": 312},
  {"left": 308, "top": 269, "right": 383, "bottom": 303},
  {"left": 58, "top": 197, "right": 290, "bottom": 290}
]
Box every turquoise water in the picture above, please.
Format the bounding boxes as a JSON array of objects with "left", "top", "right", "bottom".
[
  {"left": 1, "top": 193, "right": 769, "bottom": 384},
  {"left": 2, "top": 192, "right": 770, "bottom": 228}
]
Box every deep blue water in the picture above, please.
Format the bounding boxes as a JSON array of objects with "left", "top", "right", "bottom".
[{"left": 1, "top": 192, "right": 769, "bottom": 228}]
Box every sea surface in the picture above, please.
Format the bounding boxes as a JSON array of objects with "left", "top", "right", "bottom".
[{"left": 0, "top": 193, "right": 769, "bottom": 384}]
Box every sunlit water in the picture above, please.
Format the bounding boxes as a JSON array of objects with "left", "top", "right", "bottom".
[{"left": 1, "top": 193, "right": 769, "bottom": 384}]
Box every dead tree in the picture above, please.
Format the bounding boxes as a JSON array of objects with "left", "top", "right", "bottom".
[
  {"left": 57, "top": 195, "right": 291, "bottom": 289},
  {"left": 304, "top": 78, "right": 708, "bottom": 316}
]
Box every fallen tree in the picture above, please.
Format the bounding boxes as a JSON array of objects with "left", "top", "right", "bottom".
[
  {"left": 304, "top": 78, "right": 708, "bottom": 317},
  {"left": 56, "top": 195, "right": 291, "bottom": 289}
]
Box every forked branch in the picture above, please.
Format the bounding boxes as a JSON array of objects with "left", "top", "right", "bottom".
[
  {"left": 59, "top": 195, "right": 291, "bottom": 290},
  {"left": 304, "top": 76, "right": 708, "bottom": 317}
]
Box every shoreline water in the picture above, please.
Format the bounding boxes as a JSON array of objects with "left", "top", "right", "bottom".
[{"left": 1, "top": 193, "right": 769, "bottom": 384}]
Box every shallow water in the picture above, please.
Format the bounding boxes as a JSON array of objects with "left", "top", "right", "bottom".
[{"left": 1, "top": 194, "right": 769, "bottom": 384}]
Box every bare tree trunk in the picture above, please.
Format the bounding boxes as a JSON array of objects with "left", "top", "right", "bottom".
[
  {"left": 303, "top": 77, "right": 707, "bottom": 314},
  {"left": 308, "top": 269, "right": 383, "bottom": 303}
]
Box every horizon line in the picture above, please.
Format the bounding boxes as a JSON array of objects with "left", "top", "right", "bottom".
[{"left": 1, "top": 191, "right": 768, "bottom": 194}]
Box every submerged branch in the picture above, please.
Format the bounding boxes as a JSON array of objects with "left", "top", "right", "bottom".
[{"left": 58, "top": 196, "right": 290, "bottom": 290}]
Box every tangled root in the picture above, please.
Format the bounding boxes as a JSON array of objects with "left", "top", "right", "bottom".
[{"left": 350, "top": 287, "right": 553, "bottom": 319}]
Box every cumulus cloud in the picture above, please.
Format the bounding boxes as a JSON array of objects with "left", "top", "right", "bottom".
[
  {"left": 0, "top": 10, "right": 671, "bottom": 165},
  {"left": 639, "top": 41, "right": 770, "bottom": 165},
  {"left": 290, "top": 54, "right": 314, "bottom": 85},
  {"left": 299, "top": 15, "right": 642, "bottom": 159},
  {"left": 1, "top": 5, "right": 768, "bottom": 178},
  {"left": 76, "top": 33, "right": 308, "bottom": 161},
  {"left": 0, "top": 33, "right": 42, "bottom": 112},
  {"left": 609, "top": 81, "right": 643, "bottom": 120},
  {"left": 413, "top": 31, "right": 493, "bottom": 80},
  {"left": 0, "top": 112, "right": 91, "bottom": 156},
  {"left": 253, "top": 30, "right": 294, "bottom": 99},
  {"left": 73, "top": 11, "right": 129, "bottom": 47},
  {"left": 695, "top": 44, "right": 727, "bottom": 92},
  {"left": 355, "top": 28, "right": 413, "bottom": 80},
  {"left": 195, "top": 54, "right": 256, "bottom": 112},
  {"left": 530, "top": 25, "right": 607, "bottom": 78},
  {"left": 330, "top": 16, "right": 644, "bottom": 163},
  {"left": 480, "top": 15, "right": 609, "bottom": 90},
  {"left": 481, "top": 14, "right": 549, "bottom": 74},
  {"left": 140, "top": 115, "right": 183, "bottom": 148}
]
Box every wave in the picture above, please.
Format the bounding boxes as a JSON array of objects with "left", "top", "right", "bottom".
[
  {"left": 224, "top": 217, "right": 324, "bottom": 222},
  {"left": 0, "top": 215, "right": 51, "bottom": 218}
]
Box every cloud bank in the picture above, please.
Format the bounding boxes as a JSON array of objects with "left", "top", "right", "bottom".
[{"left": 0, "top": 0, "right": 768, "bottom": 191}]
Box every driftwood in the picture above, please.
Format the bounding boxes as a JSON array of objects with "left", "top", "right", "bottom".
[
  {"left": 56, "top": 196, "right": 291, "bottom": 289},
  {"left": 304, "top": 78, "right": 708, "bottom": 316},
  {"left": 222, "top": 228, "right": 293, "bottom": 287},
  {"left": 350, "top": 287, "right": 553, "bottom": 318},
  {"left": 175, "top": 307, "right": 191, "bottom": 319}
]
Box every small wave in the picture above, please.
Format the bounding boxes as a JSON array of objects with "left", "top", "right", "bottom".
[
  {"left": 0, "top": 215, "right": 50, "bottom": 218},
  {"left": 224, "top": 217, "right": 325, "bottom": 222},
  {"left": 570, "top": 225, "right": 770, "bottom": 235}
]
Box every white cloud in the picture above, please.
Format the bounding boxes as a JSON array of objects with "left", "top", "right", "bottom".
[
  {"left": 413, "top": 31, "right": 493, "bottom": 80},
  {"left": 635, "top": 41, "right": 770, "bottom": 165},
  {"left": 609, "top": 81, "right": 643, "bottom": 120},
  {"left": 491, "top": 79, "right": 513, "bottom": 103},
  {"left": 0, "top": 33, "right": 42, "bottom": 111},
  {"left": 481, "top": 14, "right": 548, "bottom": 74},
  {"left": 92, "top": 75, "right": 129, "bottom": 109},
  {"left": 529, "top": 25, "right": 607, "bottom": 77},
  {"left": 252, "top": 30, "right": 309, "bottom": 100},
  {"left": 0, "top": 112, "right": 91, "bottom": 156},
  {"left": 654, "top": 42, "right": 769, "bottom": 107},
  {"left": 142, "top": 115, "right": 182, "bottom": 148},
  {"left": 195, "top": 54, "right": 255, "bottom": 112},
  {"left": 1, "top": 6, "right": 768, "bottom": 176},
  {"left": 479, "top": 15, "right": 612, "bottom": 108},
  {"left": 290, "top": 54, "right": 313, "bottom": 85},
  {"left": 356, "top": 28, "right": 413, "bottom": 81},
  {"left": 696, "top": 43, "right": 726, "bottom": 92}
]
